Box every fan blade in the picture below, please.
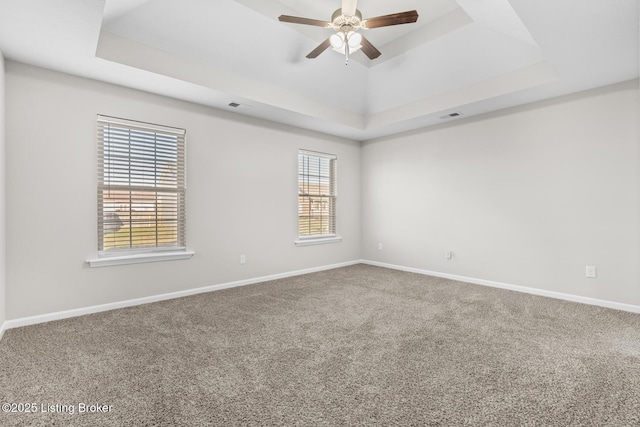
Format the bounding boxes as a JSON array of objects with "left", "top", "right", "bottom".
[
  {"left": 360, "top": 36, "right": 381, "bottom": 59},
  {"left": 363, "top": 10, "right": 419, "bottom": 29},
  {"left": 278, "top": 15, "right": 332, "bottom": 28},
  {"left": 342, "top": 0, "right": 358, "bottom": 16},
  {"left": 306, "top": 38, "right": 332, "bottom": 59}
]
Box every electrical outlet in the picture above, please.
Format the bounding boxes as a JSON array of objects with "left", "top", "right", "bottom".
[
  {"left": 240, "top": 254, "right": 246, "bottom": 265},
  {"left": 586, "top": 266, "right": 597, "bottom": 278},
  {"left": 378, "top": 243, "right": 383, "bottom": 251}
]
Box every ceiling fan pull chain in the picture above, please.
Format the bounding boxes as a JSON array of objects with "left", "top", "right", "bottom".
[{"left": 345, "top": 40, "right": 350, "bottom": 65}]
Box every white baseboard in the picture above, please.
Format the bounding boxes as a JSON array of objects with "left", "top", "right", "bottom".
[
  {"left": 2, "top": 260, "right": 362, "bottom": 332},
  {"left": 0, "top": 321, "right": 7, "bottom": 342},
  {"left": 363, "top": 260, "right": 640, "bottom": 314}
]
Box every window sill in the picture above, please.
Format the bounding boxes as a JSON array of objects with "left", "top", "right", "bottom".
[
  {"left": 294, "top": 236, "right": 342, "bottom": 247},
  {"left": 86, "top": 250, "right": 195, "bottom": 268}
]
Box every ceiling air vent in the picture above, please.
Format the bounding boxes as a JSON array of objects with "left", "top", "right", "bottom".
[{"left": 440, "top": 112, "right": 463, "bottom": 120}]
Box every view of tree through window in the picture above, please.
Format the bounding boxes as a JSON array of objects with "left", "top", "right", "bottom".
[
  {"left": 97, "top": 116, "right": 186, "bottom": 252},
  {"left": 298, "top": 151, "right": 336, "bottom": 237}
]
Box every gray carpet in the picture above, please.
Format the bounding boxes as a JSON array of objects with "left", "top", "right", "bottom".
[{"left": 1, "top": 264, "right": 639, "bottom": 426}]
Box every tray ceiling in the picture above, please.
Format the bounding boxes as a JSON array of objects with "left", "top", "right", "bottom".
[{"left": 0, "top": 0, "right": 638, "bottom": 140}]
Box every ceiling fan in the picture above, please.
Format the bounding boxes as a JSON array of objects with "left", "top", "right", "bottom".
[{"left": 278, "top": 0, "right": 419, "bottom": 64}]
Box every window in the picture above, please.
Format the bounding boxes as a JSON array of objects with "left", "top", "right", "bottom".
[
  {"left": 96, "top": 115, "right": 187, "bottom": 256},
  {"left": 296, "top": 150, "right": 341, "bottom": 245}
]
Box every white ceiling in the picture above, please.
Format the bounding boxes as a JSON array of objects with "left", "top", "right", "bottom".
[{"left": 0, "top": 0, "right": 638, "bottom": 141}]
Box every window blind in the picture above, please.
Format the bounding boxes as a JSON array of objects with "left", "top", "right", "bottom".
[
  {"left": 298, "top": 150, "right": 337, "bottom": 237},
  {"left": 97, "top": 116, "right": 186, "bottom": 253}
]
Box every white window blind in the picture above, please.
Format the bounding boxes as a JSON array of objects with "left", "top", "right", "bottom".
[
  {"left": 298, "top": 150, "right": 337, "bottom": 238},
  {"left": 97, "top": 116, "right": 186, "bottom": 253}
]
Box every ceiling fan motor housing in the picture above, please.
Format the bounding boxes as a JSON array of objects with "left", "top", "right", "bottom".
[{"left": 331, "top": 8, "right": 362, "bottom": 32}]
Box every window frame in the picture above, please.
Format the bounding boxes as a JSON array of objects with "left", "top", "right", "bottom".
[
  {"left": 87, "top": 115, "right": 193, "bottom": 267},
  {"left": 295, "top": 149, "right": 342, "bottom": 246}
]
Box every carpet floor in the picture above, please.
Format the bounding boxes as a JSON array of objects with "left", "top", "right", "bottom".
[{"left": 1, "top": 264, "right": 639, "bottom": 426}]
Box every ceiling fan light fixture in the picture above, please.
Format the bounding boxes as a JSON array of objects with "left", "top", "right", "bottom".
[
  {"left": 330, "top": 33, "right": 344, "bottom": 49},
  {"left": 347, "top": 32, "right": 362, "bottom": 48},
  {"left": 331, "top": 32, "right": 362, "bottom": 56}
]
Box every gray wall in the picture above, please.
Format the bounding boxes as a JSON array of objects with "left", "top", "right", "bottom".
[
  {"left": 5, "top": 60, "right": 640, "bottom": 322},
  {"left": 0, "top": 52, "right": 5, "bottom": 328},
  {"left": 5, "top": 62, "right": 361, "bottom": 319},
  {"left": 362, "top": 80, "right": 640, "bottom": 306}
]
